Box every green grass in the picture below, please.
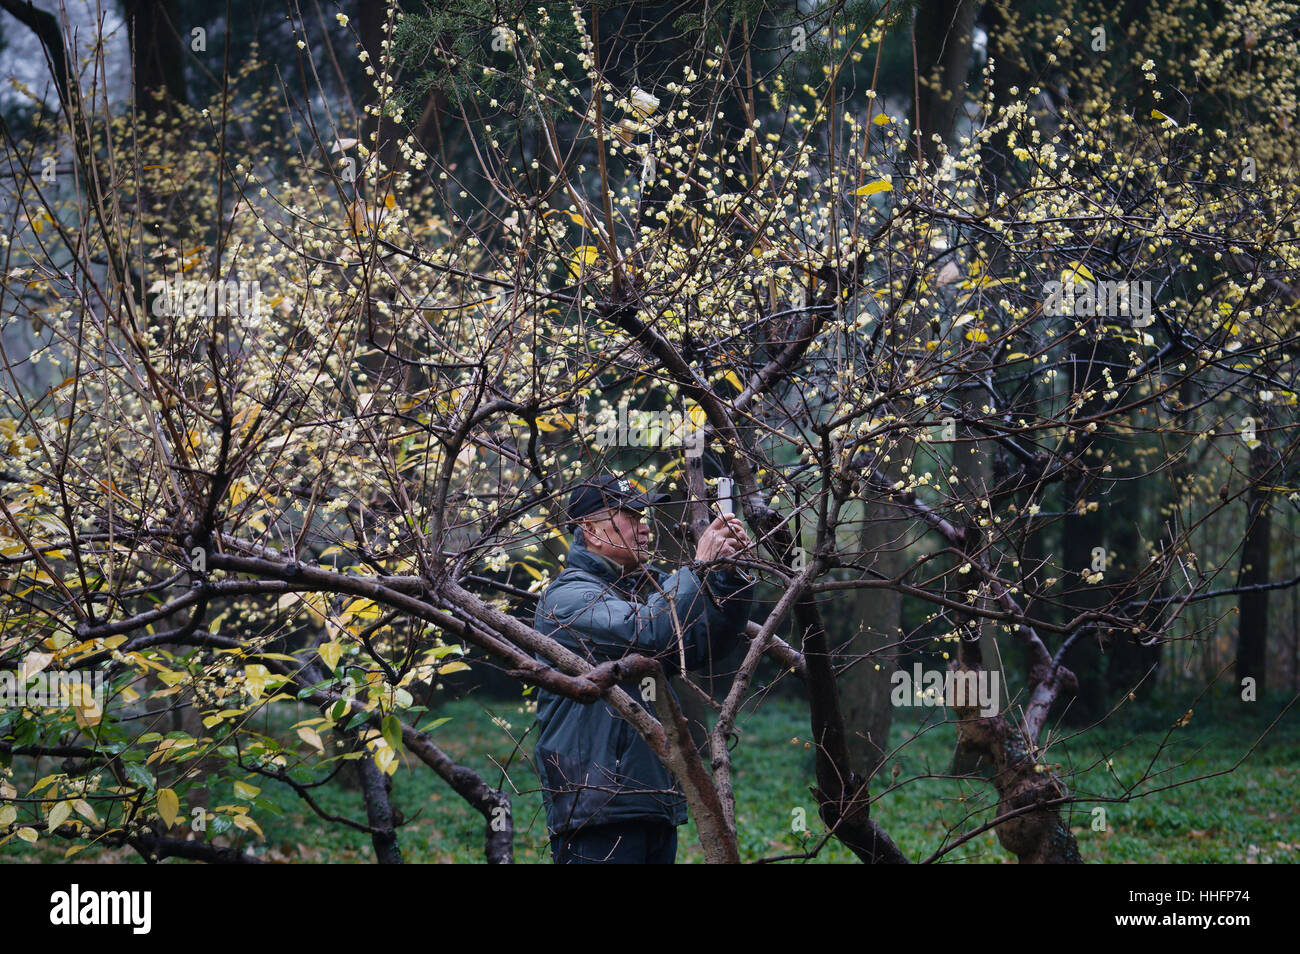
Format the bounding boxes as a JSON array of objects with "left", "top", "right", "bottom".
[
  {"left": 256, "top": 690, "right": 1300, "bottom": 863},
  {"left": 10, "top": 689, "right": 1297, "bottom": 863}
]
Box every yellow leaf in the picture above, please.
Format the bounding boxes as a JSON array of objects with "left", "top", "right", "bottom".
[
  {"left": 232, "top": 813, "right": 264, "bottom": 838},
  {"left": 243, "top": 664, "right": 270, "bottom": 699},
  {"left": 16, "top": 827, "right": 37, "bottom": 843},
  {"left": 567, "top": 211, "right": 589, "bottom": 227},
  {"left": 567, "top": 245, "right": 600, "bottom": 277},
  {"left": 535, "top": 412, "right": 576, "bottom": 432},
  {"left": 965, "top": 329, "right": 990, "bottom": 343},
  {"left": 438, "top": 660, "right": 471, "bottom": 675},
  {"left": 74, "top": 697, "right": 103, "bottom": 728},
  {"left": 371, "top": 745, "right": 398, "bottom": 776},
  {"left": 29, "top": 774, "right": 60, "bottom": 795},
  {"left": 233, "top": 780, "right": 260, "bottom": 800},
  {"left": 21, "top": 652, "right": 53, "bottom": 681},
  {"left": 347, "top": 200, "right": 368, "bottom": 235},
  {"left": 513, "top": 562, "right": 544, "bottom": 581},
  {"left": 228, "top": 477, "right": 255, "bottom": 508},
  {"left": 1060, "top": 261, "right": 1095, "bottom": 284},
  {"left": 318, "top": 640, "right": 343, "bottom": 670},
  {"left": 157, "top": 788, "right": 179, "bottom": 828},
  {"left": 854, "top": 179, "right": 892, "bottom": 197},
  {"left": 47, "top": 800, "right": 71, "bottom": 832},
  {"left": 959, "top": 274, "right": 1018, "bottom": 290},
  {"left": 872, "top": 113, "right": 893, "bottom": 125},
  {"left": 651, "top": 459, "right": 684, "bottom": 483},
  {"left": 55, "top": 638, "right": 93, "bottom": 659},
  {"left": 230, "top": 404, "right": 259, "bottom": 437},
  {"left": 722, "top": 370, "right": 744, "bottom": 391},
  {"left": 343, "top": 598, "right": 380, "bottom": 622},
  {"left": 297, "top": 726, "right": 325, "bottom": 752},
  {"left": 0, "top": 805, "right": 16, "bottom": 826},
  {"left": 610, "top": 118, "right": 651, "bottom": 143}
]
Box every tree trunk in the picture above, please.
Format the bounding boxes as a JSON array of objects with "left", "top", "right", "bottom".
[
  {"left": 955, "top": 702, "right": 1083, "bottom": 863},
  {"left": 911, "top": 0, "right": 979, "bottom": 166},
  {"left": 796, "top": 593, "right": 907, "bottom": 863},
  {"left": 978, "top": 0, "right": 1028, "bottom": 190},
  {"left": 358, "top": 0, "right": 400, "bottom": 172},
  {"left": 840, "top": 510, "right": 899, "bottom": 780},
  {"left": 1058, "top": 337, "right": 1116, "bottom": 725},
  {"left": 124, "top": 0, "right": 188, "bottom": 119},
  {"left": 954, "top": 629, "right": 1081, "bottom": 863},
  {"left": 1237, "top": 421, "right": 1272, "bottom": 690},
  {"left": 358, "top": 754, "right": 404, "bottom": 863},
  {"left": 1104, "top": 473, "right": 1163, "bottom": 698}
]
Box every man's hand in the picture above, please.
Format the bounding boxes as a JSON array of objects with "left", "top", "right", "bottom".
[{"left": 696, "top": 514, "right": 751, "bottom": 563}]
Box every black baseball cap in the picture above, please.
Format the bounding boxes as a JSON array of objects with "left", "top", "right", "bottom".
[{"left": 566, "top": 475, "right": 669, "bottom": 529}]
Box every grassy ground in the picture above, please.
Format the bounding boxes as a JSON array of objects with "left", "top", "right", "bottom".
[
  {"left": 259, "top": 689, "right": 1299, "bottom": 863},
  {"left": 11, "top": 689, "right": 1297, "bottom": 863}
]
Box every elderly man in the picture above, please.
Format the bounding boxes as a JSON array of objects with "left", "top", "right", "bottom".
[{"left": 533, "top": 474, "right": 755, "bottom": 863}]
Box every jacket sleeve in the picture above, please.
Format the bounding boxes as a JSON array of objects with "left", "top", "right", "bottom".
[
  {"left": 537, "top": 567, "right": 751, "bottom": 672},
  {"left": 680, "top": 568, "right": 755, "bottom": 671}
]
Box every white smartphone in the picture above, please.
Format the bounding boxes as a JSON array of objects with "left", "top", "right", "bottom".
[{"left": 716, "top": 477, "right": 733, "bottom": 516}]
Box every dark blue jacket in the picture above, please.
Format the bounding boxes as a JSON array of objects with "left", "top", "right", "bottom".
[{"left": 532, "top": 540, "right": 754, "bottom": 834}]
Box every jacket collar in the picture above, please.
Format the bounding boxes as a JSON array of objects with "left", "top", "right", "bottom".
[
  {"left": 567, "top": 541, "right": 656, "bottom": 589},
  {"left": 566, "top": 540, "right": 627, "bottom": 580}
]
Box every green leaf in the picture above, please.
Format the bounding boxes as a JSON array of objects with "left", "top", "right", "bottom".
[
  {"left": 297, "top": 680, "right": 332, "bottom": 699},
  {"left": 345, "top": 711, "right": 370, "bottom": 732},
  {"left": 381, "top": 715, "right": 403, "bottom": 752},
  {"left": 124, "top": 763, "right": 155, "bottom": 792}
]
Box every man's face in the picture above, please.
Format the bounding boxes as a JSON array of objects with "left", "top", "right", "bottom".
[{"left": 581, "top": 507, "right": 651, "bottom": 568}]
